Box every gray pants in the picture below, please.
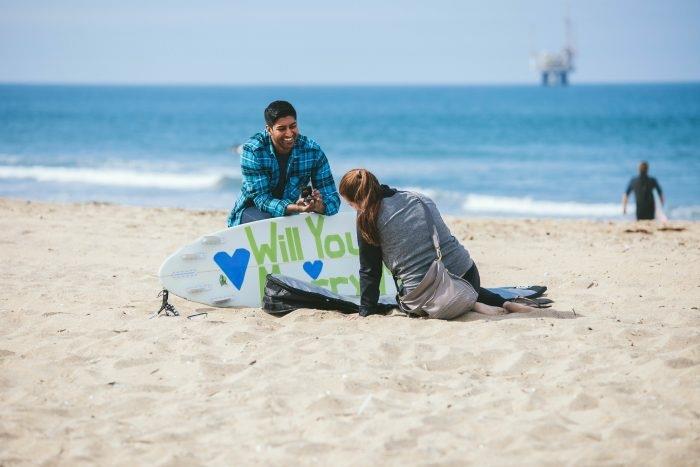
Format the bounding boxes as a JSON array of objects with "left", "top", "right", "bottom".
[{"left": 240, "top": 206, "right": 273, "bottom": 225}]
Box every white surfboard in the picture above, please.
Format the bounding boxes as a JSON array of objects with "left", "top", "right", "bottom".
[{"left": 158, "top": 213, "right": 397, "bottom": 307}]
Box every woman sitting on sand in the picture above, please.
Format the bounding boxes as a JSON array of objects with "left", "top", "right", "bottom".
[{"left": 339, "top": 168, "right": 536, "bottom": 318}]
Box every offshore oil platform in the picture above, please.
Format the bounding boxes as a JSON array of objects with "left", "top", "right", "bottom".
[{"left": 531, "top": 15, "right": 576, "bottom": 86}]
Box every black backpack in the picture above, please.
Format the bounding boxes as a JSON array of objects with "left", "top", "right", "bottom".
[{"left": 262, "top": 274, "right": 397, "bottom": 316}]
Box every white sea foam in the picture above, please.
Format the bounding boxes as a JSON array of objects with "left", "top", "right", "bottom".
[
  {"left": 462, "top": 194, "right": 622, "bottom": 217},
  {"left": 668, "top": 205, "right": 700, "bottom": 221},
  {"left": 0, "top": 165, "right": 241, "bottom": 191},
  {"left": 2, "top": 165, "right": 697, "bottom": 219},
  {"left": 397, "top": 186, "right": 624, "bottom": 218}
]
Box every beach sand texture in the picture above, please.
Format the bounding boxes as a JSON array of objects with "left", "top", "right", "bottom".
[{"left": 1, "top": 198, "right": 698, "bottom": 466}]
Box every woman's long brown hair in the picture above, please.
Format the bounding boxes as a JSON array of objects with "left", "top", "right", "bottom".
[{"left": 339, "top": 169, "right": 382, "bottom": 246}]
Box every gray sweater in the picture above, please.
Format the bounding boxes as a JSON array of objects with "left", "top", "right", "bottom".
[
  {"left": 358, "top": 188, "right": 475, "bottom": 315},
  {"left": 377, "top": 191, "right": 473, "bottom": 290}
]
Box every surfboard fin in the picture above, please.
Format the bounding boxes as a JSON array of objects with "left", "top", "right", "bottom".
[
  {"left": 211, "top": 296, "right": 233, "bottom": 305},
  {"left": 181, "top": 252, "right": 205, "bottom": 260},
  {"left": 186, "top": 285, "right": 212, "bottom": 294},
  {"left": 201, "top": 235, "right": 223, "bottom": 245}
]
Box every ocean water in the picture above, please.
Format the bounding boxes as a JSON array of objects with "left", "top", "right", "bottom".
[{"left": 1, "top": 83, "right": 699, "bottom": 220}]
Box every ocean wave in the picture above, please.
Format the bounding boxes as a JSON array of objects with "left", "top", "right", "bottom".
[
  {"left": 377, "top": 183, "right": 700, "bottom": 220},
  {"left": 397, "top": 186, "right": 624, "bottom": 218},
  {"left": 405, "top": 187, "right": 696, "bottom": 220},
  {"left": 462, "top": 194, "right": 622, "bottom": 217},
  {"left": 667, "top": 205, "right": 700, "bottom": 221},
  {"left": 458, "top": 194, "right": 700, "bottom": 220},
  {"left": 0, "top": 165, "right": 241, "bottom": 191},
  {"left": 0, "top": 154, "right": 22, "bottom": 165},
  {"left": 2, "top": 165, "right": 697, "bottom": 220}
]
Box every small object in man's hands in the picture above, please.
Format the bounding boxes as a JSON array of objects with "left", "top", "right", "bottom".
[{"left": 300, "top": 186, "right": 313, "bottom": 204}]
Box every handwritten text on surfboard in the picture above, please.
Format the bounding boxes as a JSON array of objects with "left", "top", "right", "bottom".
[{"left": 239, "top": 216, "right": 387, "bottom": 298}]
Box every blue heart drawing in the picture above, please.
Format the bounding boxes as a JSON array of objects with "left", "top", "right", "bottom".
[
  {"left": 303, "top": 260, "right": 323, "bottom": 279},
  {"left": 214, "top": 248, "right": 250, "bottom": 290}
]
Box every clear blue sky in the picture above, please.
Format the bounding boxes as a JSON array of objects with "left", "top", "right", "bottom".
[{"left": 1, "top": 0, "right": 698, "bottom": 85}]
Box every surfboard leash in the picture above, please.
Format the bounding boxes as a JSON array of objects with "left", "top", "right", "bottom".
[{"left": 150, "top": 289, "right": 180, "bottom": 319}]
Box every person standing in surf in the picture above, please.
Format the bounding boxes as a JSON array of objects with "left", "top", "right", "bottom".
[
  {"left": 622, "top": 161, "right": 665, "bottom": 221},
  {"left": 227, "top": 101, "right": 340, "bottom": 226}
]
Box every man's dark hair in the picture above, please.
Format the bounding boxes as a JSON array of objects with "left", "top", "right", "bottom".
[
  {"left": 639, "top": 161, "right": 649, "bottom": 176},
  {"left": 264, "top": 101, "right": 297, "bottom": 126}
]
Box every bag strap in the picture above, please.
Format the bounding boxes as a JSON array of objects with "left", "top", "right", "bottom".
[
  {"left": 411, "top": 194, "right": 442, "bottom": 261},
  {"left": 391, "top": 192, "right": 442, "bottom": 301}
]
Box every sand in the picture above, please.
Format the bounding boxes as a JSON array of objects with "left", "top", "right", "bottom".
[{"left": 1, "top": 198, "right": 698, "bottom": 466}]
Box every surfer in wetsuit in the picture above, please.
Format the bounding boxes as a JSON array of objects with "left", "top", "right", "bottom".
[
  {"left": 622, "top": 161, "right": 664, "bottom": 220},
  {"left": 227, "top": 101, "right": 340, "bottom": 226}
]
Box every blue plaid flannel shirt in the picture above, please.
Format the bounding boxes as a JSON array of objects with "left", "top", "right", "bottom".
[{"left": 227, "top": 131, "right": 340, "bottom": 227}]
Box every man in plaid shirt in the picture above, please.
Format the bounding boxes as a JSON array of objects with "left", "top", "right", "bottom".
[{"left": 227, "top": 101, "right": 340, "bottom": 227}]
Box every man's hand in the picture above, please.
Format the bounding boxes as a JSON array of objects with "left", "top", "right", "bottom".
[
  {"left": 308, "top": 189, "right": 326, "bottom": 214},
  {"left": 286, "top": 189, "right": 325, "bottom": 215},
  {"left": 285, "top": 201, "right": 313, "bottom": 215}
]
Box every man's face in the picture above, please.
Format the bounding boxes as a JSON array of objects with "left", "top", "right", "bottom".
[{"left": 266, "top": 116, "right": 298, "bottom": 155}]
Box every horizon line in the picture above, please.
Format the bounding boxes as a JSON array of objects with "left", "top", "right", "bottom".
[{"left": 1, "top": 79, "right": 699, "bottom": 88}]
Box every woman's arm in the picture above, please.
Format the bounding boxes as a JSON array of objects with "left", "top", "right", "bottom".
[{"left": 357, "top": 229, "right": 383, "bottom": 317}]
